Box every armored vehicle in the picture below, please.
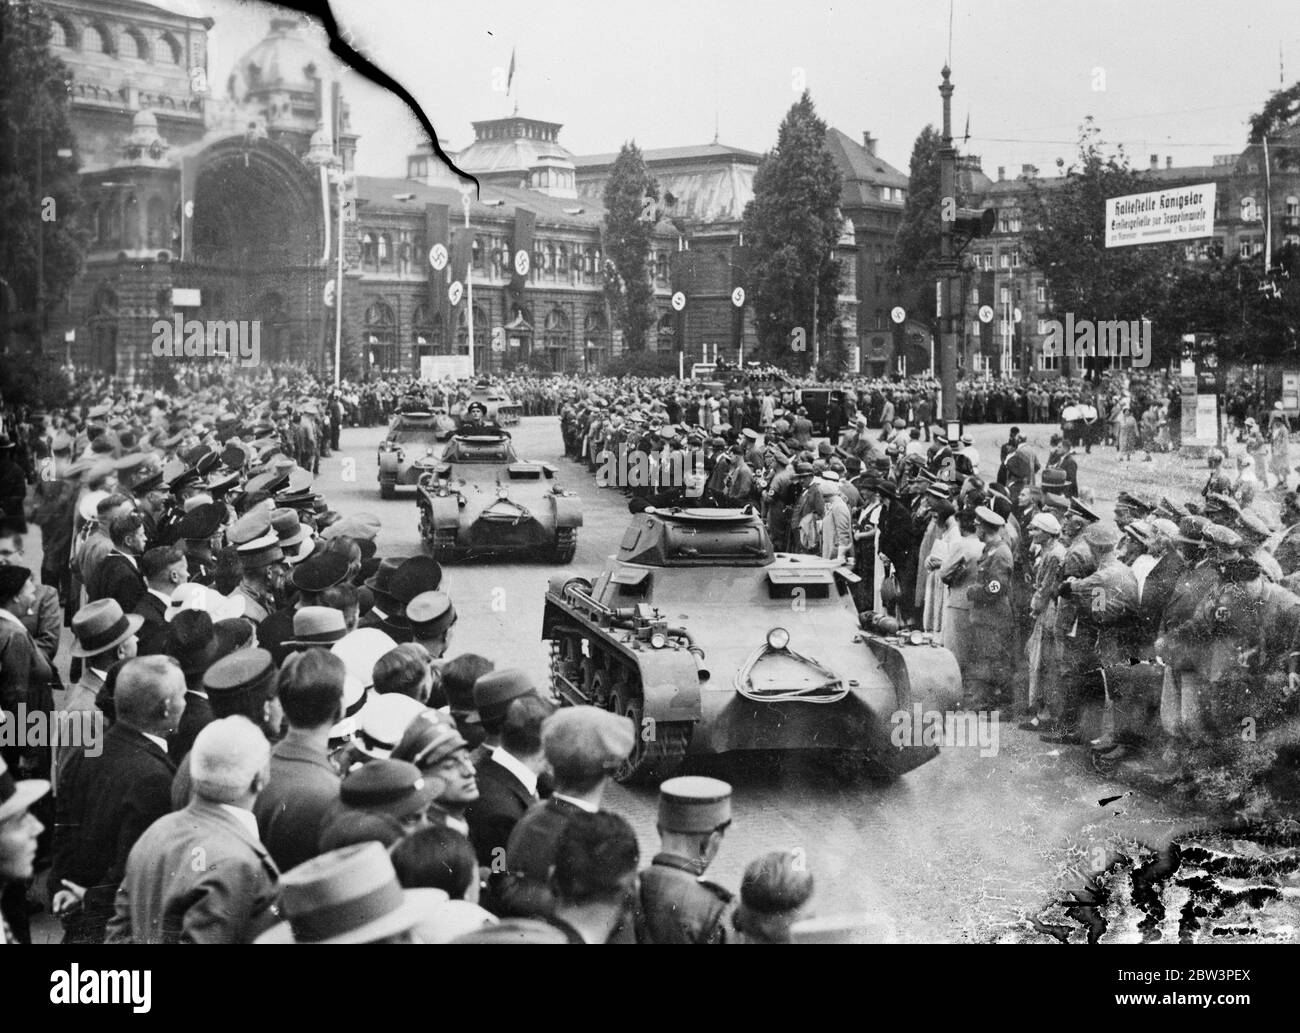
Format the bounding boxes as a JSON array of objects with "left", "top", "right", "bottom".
[
  {"left": 541, "top": 507, "right": 961, "bottom": 783},
  {"left": 416, "top": 428, "right": 582, "bottom": 562},
  {"left": 377, "top": 404, "right": 456, "bottom": 498},
  {"left": 452, "top": 384, "right": 521, "bottom": 429}
]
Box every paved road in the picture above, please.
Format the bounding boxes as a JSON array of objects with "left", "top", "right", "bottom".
[{"left": 323, "top": 417, "right": 1209, "bottom": 942}]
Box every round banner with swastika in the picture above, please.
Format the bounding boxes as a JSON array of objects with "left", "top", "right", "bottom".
[
  {"left": 448, "top": 280, "right": 463, "bottom": 306},
  {"left": 671, "top": 291, "right": 686, "bottom": 312},
  {"left": 514, "top": 250, "right": 530, "bottom": 277},
  {"left": 428, "top": 243, "right": 448, "bottom": 271}
]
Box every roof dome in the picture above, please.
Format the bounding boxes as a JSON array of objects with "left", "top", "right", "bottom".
[
  {"left": 456, "top": 116, "right": 575, "bottom": 177},
  {"left": 228, "top": 18, "right": 329, "bottom": 102}
]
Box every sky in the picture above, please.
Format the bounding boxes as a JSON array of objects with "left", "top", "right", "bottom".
[{"left": 203, "top": 0, "right": 1300, "bottom": 179}]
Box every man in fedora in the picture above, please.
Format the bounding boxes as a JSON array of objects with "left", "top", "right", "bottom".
[
  {"left": 255, "top": 649, "right": 346, "bottom": 872},
  {"left": 407, "top": 590, "right": 456, "bottom": 659},
  {"left": 51, "top": 655, "right": 186, "bottom": 943},
  {"left": 281, "top": 606, "right": 349, "bottom": 656},
  {"left": 257, "top": 841, "right": 447, "bottom": 944},
  {"left": 108, "top": 715, "right": 279, "bottom": 943},
  {"left": 59, "top": 599, "right": 142, "bottom": 783}
]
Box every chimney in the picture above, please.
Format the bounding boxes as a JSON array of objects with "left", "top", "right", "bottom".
[
  {"left": 1020, "top": 163, "right": 1037, "bottom": 178},
  {"left": 997, "top": 166, "right": 1005, "bottom": 181},
  {"left": 1166, "top": 156, "right": 1173, "bottom": 169},
  {"left": 1149, "top": 154, "right": 1158, "bottom": 169},
  {"left": 862, "top": 132, "right": 876, "bottom": 155}
]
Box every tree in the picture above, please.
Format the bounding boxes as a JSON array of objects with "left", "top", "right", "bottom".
[
  {"left": 602, "top": 142, "right": 658, "bottom": 351},
  {"left": 890, "top": 125, "right": 944, "bottom": 338},
  {"left": 1021, "top": 118, "right": 1184, "bottom": 378},
  {"left": 0, "top": 1, "right": 86, "bottom": 376},
  {"left": 741, "top": 91, "right": 843, "bottom": 375}
]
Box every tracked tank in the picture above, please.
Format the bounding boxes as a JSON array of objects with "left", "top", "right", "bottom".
[{"left": 541, "top": 506, "right": 962, "bottom": 784}]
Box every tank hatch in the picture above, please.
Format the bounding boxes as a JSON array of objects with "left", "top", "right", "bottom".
[{"left": 616, "top": 507, "right": 774, "bottom": 566}]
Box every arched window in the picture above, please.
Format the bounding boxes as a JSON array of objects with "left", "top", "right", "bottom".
[
  {"left": 556, "top": 244, "right": 568, "bottom": 276},
  {"left": 412, "top": 304, "right": 439, "bottom": 359},
  {"left": 583, "top": 309, "right": 607, "bottom": 359},
  {"left": 472, "top": 237, "right": 483, "bottom": 270},
  {"left": 50, "top": 17, "right": 76, "bottom": 48},
  {"left": 159, "top": 32, "right": 182, "bottom": 64},
  {"left": 1287, "top": 195, "right": 1300, "bottom": 219},
  {"left": 490, "top": 237, "right": 504, "bottom": 278},
  {"left": 361, "top": 232, "right": 376, "bottom": 266},
  {"left": 105, "top": 200, "right": 122, "bottom": 246},
  {"left": 655, "top": 252, "right": 669, "bottom": 281},
  {"left": 456, "top": 304, "right": 489, "bottom": 355},
  {"left": 85, "top": 22, "right": 114, "bottom": 55},
  {"left": 377, "top": 233, "right": 391, "bottom": 264},
  {"left": 544, "top": 242, "right": 555, "bottom": 276},
  {"left": 364, "top": 300, "right": 398, "bottom": 372},
  {"left": 124, "top": 28, "right": 149, "bottom": 60}
]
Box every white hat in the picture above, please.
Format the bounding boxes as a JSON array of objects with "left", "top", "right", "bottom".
[
  {"left": 167, "top": 583, "right": 247, "bottom": 622},
  {"left": 77, "top": 489, "right": 109, "bottom": 522},
  {"left": 331, "top": 628, "right": 398, "bottom": 689},
  {"left": 1028, "top": 512, "right": 1061, "bottom": 536},
  {"left": 356, "top": 694, "right": 427, "bottom": 760}
]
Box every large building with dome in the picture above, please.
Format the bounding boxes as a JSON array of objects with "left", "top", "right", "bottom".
[{"left": 36, "top": 0, "right": 921, "bottom": 379}]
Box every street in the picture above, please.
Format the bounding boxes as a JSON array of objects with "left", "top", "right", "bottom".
[{"left": 323, "top": 416, "right": 1208, "bottom": 943}]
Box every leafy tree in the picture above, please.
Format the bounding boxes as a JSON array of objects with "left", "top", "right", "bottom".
[
  {"left": 602, "top": 142, "right": 658, "bottom": 351},
  {"left": 0, "top": 0, "right": 86, "bottom": 376},
  {"left": 890, "top": 125, "right": 944, "bottom": 339},
  {"left": 1021, "top": 118, "right": 1184, "bottom": 378},
  {"left": 741, "top": 91, "right": 843, "bottom": 375}
]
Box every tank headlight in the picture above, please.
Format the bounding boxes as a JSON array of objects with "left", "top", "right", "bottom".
[
  {"left": 908, "top": 630, "right": 926, "bottom": 646},
  {"left": 650, "top": 632, "right": 668, "bottom": 649},
  {"left": 766, "top": 627, "right": 790, "bottom": 650}
]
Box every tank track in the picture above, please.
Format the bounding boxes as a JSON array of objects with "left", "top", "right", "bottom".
[{"left": 553, "top": 528, "right": 577, "bottom": 564}]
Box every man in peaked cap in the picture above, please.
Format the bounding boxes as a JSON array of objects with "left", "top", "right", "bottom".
[
  {"left": 256, "top": 550, "right": 349, "bottom": 666},
  {"left": 177, "top": 501, "right": 225, "bottom": 586},
  {"left": 498, "top": 706, "right": 634, "bottom": 923},
  {"left": 639, "top": 776, "right": 735, "bottom": 944},
  {"left": 229, "top": 533, "right": 284, "bottom": 624},
  {"left": 360, "top": 556, "right": 443, "bottom": 644}
]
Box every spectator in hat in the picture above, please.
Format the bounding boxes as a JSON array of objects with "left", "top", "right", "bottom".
[
  {"left": 134, "top": 545, "right": 188, "bottom": 656},
  {"left": 440, "top": 653, "right": 494, "bottom": 750},
  {"left": 256, "top": 841, "right": 448, "bottom": 944},
  {"left": 320, "top": 581, "right": 359, "bottom": 632},
  {"left": 0, "top": 566, "right": 52, "bottom": 774},
  {"left": 963, "top": 506, "right": 1016, "bottom": 708},
  {"left": 0, "top": 754, "right": 50, "bottom": 943},
  {"left": 328, "top": 758, "right": 439, "bottom": 840},
  {"left": 58, "top": 599, "right": 142, "bottom": 783},
  {"left": 163, "top": 610, "right": 221, "bottom": 763},
  {"left": 229, "top": 533, "right": 286, "bottom": 625},
  {"left": 177, "top": 502, "right": 224, "bottom": 586},
  {"left": 407, "top": 591, "right": 456, "bottom": 658},
  {"left": 85, "top": 511, "right": 147, "bottom": 612},
  {"left": 51, "top": 655, "right": 187, "bottom": 943},
  {"left": 259, "top": 551, "right": 351, "bottom": 666},
  {"left": 500, "top": 706, "right": 634, "bottom": 920},
  {"left": 255, "top": 649, "right": 346, "bottom": 872},
  {"left": 469, "top": 668, "right": 539, "bottom": 766},
  {"left": 390, "top": 711, "right": 478, "bottom": 835},
  {"left": 639, "top": 776, "right": 734, "bottom": 944},
  {"left": 107, "top": 715, "right": 278, "bottom": 944},
  {"left": 171, "top": 647, "right": 283, "bottom": 808},
  {"left": 465, "top": 694, "right": 555, "bottom": 869},
  {"left": 731, "top": 850, "right": 816, "bottom": 944}
]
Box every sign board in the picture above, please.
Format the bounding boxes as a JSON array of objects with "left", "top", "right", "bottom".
[
  {"left": 850, "top": 344, "right": 861, "bottom": 374},
  {"left": 1105, "top": 183, "right": 1216, "bottom": 248},
  {"left": 171, "top": 288, "right": 201, "bottom": 307},
  {"left": 420, "top": 355, "right": 471, "bottom": 381},
  {"left": 1195, "top": 395, "right": 1218, "bottom": 442}
]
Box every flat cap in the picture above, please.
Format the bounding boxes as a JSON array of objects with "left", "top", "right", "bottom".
[
  {"left": 472, "top": 668, "right": 536, "bottom": 723},
  {"left": 1029, "top": 512, "right": 1061, "bottom": 536},
  {"left": 657, "top": 776, "right": 732, "bottom": 833},
  {"left": 1083, "top": 520, "right": 1122, "bottom": 549},
  {"left": 203, "top": 647, "right": 276, "bottom": 698},
  {"left": 228, "top": 507, "right": 272, "bottom": 546},
  {"left": 406, "top": 591, "right": 456, "bottom": 636},
  {"left": 339, "top": 759, "right": 438, "bottom": 820},
  {"left": 541, "top": 706, "right": 635, "bottom": 774},
  {"left": 235, "top": 532, "right": 284, "bottom": 569}
]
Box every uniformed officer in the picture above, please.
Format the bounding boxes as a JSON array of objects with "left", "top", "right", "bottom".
[
  {"left": 228, "top": 533, "right": 284, "bottom": 624},
  {"left": 176, "top": 502, "right": 224, "bottom": 586},
  {"left": 639, "top": 776, "right": 734, "bottom": 944},
  {"left": 963, "top": 505, "right": 1015, "bottom": 708}
]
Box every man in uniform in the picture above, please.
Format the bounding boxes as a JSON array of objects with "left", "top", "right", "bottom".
[
  {"left": 638, "top": 776, "right": 734, "bottom": 944},
  {"left": 177, "top": 503, "right": 224, "bottom": 586},
  {"left": 964, "top": 506, "right": 1016, "bottom": 708},
  {"left": 228, "top": 534, "right": 284, "bottom": 625}
]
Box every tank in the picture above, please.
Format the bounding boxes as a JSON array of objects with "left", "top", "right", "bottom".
[
  {"left": 541, "top": 507, "right": 961, "bottom": 784},
  {"left": 416, "top": 428, "right": 583, "bottom": 562},
  {"left": 377, "top": 403, "right": 456, "bottom": 498},
  {"left": 451, "top": 383, "right": 521, "bottom": 430}
]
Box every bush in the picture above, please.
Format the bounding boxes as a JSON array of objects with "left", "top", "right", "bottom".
[{"left": 597, "top": 351, "right": 684, "bottom": 378}]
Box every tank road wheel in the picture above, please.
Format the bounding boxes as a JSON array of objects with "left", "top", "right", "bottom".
[
  {"left": 552, "top": 528, "right": 577, "bottom": 564},
  {"left": 608, "top": 672, "right": 689, "bottom": 786},
  {"left": 588, "top": 666, "right": 611, "bottom": 709},
  {"left": 380, "top": 476, "right": 396, "bottom": 499}
]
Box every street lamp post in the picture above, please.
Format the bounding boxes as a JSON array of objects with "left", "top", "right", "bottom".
[{"left": 938, "top": 66, "right": 959, "bottom": 421}]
